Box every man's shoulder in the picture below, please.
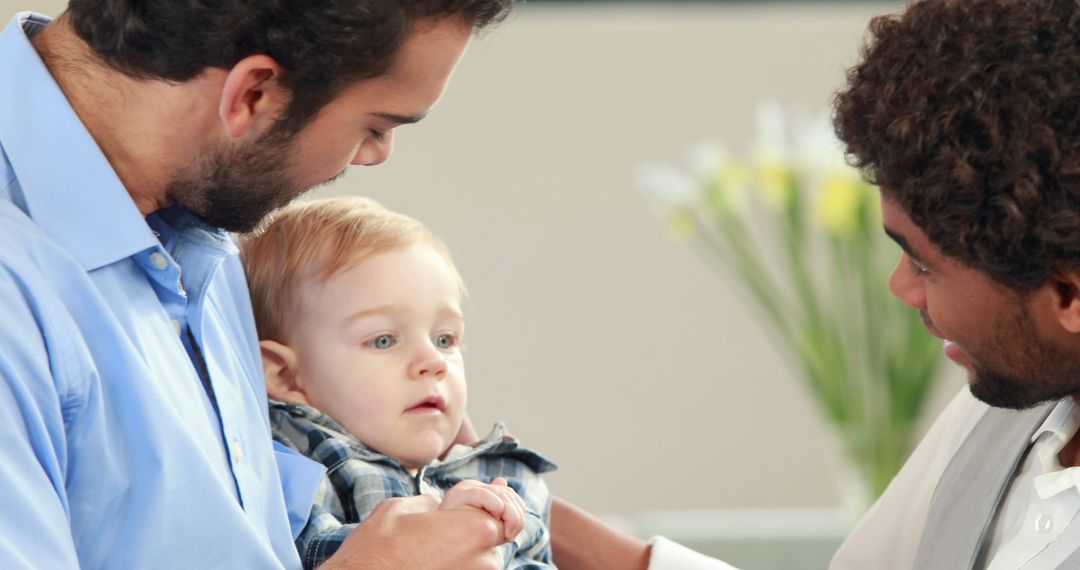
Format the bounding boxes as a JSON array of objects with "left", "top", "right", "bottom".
[
  {"left": 0, "top": 197, "right": 67, "bottom": 295},
  {"left": 0, "top": 180, "right": 74, "bottom": 270},
  {"left": 0, "top": 192, "right": 99, "bottom": 338},
  {"left": 0, "top": 205, "right": 94, "bottom": 416}
]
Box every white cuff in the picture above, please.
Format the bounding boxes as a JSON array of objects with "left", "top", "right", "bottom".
[{"left": 647, "top": 536, "right": 741, "bottom": 570}]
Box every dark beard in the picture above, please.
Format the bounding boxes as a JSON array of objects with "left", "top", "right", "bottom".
[
  {"left": 968, "top": 367, "right": 1064, "bottom": 410},
  {"left": 165, "top": 135, "right": 301, "bottom": 233},
  {"left": 968, "top": 307, "right": 1080, "bottom": 409}
]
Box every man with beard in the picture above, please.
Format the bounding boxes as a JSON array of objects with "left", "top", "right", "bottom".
[
  {"left": 0, "top": 0, "right": 743, "bottom": 567},
  {"left": 829, "top": 0, "right": 1080, "bottom": 568},
  {"left": 0, "top": 2, "right": 539, "bottom": 568}
]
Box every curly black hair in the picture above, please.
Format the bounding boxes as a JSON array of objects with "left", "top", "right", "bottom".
[
  {"left": 66, "top": 0, "right": 512, "bottom": 133},
  {"left": 834, "top": 0, "right": 1080, "bottom": 291}
]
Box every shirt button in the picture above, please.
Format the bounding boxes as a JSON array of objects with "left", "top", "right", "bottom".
[
  {"left": 149, "top": 252, "right": 168, "bottom": 270},
  {"left": 231, "top": 439, "right": 244, "bottom": 464},
  {"left": 171, "top": 320, "right": 181, "bottom": 335},
  {"left": 1035, "top": 513, "right": 1054, "bottom": 534}
]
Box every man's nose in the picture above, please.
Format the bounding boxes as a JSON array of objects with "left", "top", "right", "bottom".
[
  {"left": 888, "top": 254, "right": 927, "bottom": 310},
  {"left": 352, "top": 132, "right": 395, "bottom": 166}
]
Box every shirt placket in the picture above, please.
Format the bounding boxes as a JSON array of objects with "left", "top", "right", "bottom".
[
  {"left": 137, "top": 247, "right": 188, "bottom": 335},
  {"left": 1013, "top": 485, "right": 1080, "bottom": 567},
  {"left": 176, "top": 236, "right": 252, "bottom": 508},
  {"left": 138, "top": 241, "right": 246, "bottom": 505},
  {"left": 989, "top": 417, "right": 1080, "bottom": 570}
]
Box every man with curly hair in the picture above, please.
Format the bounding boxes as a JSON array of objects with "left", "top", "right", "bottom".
[{"left": 831, "top": 0, "right": 1080, "bottom": 567}]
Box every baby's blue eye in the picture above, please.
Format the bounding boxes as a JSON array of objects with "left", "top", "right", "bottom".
[
  {"left": 434, "top": 334, "right": 456, "bottom": 349},
  {"left": 368, "top": 334, "right": 395, "bottom": 349}
]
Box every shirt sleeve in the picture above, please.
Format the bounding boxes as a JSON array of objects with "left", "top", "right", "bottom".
[
  {"left": 273, "top": 440, "right": 328, "bottom": 540},
  {"left": 293, "top": 475, "right": 355, "bottom": 570},
  {"left": 647, "top": 536, "right": 741, "bottom": 569},
  {"left": 829, "top": 386, "right": 988, "bottom": 570},
  {"left": 0, "top": 263, "right": 81, "bottom": 567}
]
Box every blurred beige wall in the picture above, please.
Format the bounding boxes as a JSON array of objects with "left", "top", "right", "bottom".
[{"left": 3, "top": 1, "right": 964, "bottom": 518}]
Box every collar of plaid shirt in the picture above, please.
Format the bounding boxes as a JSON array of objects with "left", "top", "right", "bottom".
[{"left": 269, "top": 400, "right": 557, "bottom": 475}]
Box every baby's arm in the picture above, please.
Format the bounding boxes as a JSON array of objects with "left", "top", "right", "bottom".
[{"left": 439, "top": 477, "right": 527, "bottom": 542}]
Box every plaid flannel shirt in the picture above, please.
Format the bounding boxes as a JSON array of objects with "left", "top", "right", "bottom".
[{"left": 269, "top": 400, "right": 557, "bottom": 569}]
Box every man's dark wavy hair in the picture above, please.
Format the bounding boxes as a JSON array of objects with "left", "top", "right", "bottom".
[
  {"left": 66, "top": 0, "right": 512, "bottom": 133},
  {"left": 834, "top": 0, "right": 1080, "bottom": 292}
]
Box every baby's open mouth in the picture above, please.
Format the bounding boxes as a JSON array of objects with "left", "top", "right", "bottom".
[{"left": 406, "top": 395, "right": 445, "bottom": 413}]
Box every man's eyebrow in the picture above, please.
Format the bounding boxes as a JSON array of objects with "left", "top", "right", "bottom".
[
  {"left": 884, "top": 227, "right": 926, "bottom": 263},
  {"left": 372, "top": 111, "right": 426, "bottom": 125}
]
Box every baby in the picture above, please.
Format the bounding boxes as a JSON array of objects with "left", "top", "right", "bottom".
[{"left": 239, "top": 196, "right": 555, "bottom": 569}]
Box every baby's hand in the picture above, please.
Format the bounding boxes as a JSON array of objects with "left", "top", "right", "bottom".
[{"left": 439, "top": 478, "right": 527, "bottom": 542}]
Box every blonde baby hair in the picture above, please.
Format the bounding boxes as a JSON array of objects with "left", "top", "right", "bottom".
[{"left": 239, "top": 196, "right": 464, "bottom": 342}]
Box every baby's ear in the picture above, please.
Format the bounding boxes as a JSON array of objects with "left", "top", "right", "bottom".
[{"left": 260, "top": 339, "right": 310, "bottom": 404}]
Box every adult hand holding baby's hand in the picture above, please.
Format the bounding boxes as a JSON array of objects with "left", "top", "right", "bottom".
[
  {"left": 321, "top": 493, "right": 507, "bottom": 570},
  {"left": 440, "top": 477, "right": 527, "bottom": 542}
]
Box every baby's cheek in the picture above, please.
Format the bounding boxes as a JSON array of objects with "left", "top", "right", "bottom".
[
  {"left": 351, "top": 398, "right": 387, "bottom": 421},
  {"left": 450, "top": 377, "right": 467, "bottom": 410},
  {"left": 324, "top": 389, "right": 382, "bottom": 425},
  {"left": 338, "top": 402, "right": 391, "bottom": 445}
]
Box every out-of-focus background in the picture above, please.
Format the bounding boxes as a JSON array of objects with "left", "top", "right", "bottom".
[{"left": 6, "top": 1, "right": 964, "bottom": 567}]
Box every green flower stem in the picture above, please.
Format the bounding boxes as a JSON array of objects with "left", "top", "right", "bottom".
[{"left": 695, "top": 208, "right": 797, "bottom": 347}]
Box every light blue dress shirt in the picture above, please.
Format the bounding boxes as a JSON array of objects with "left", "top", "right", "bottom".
[{"left": 0, "top": 12, "right": 324, "bottom": 569}]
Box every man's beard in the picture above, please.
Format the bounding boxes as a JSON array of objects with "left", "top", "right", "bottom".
[
  {"left": 968, "top": 305, "right": 1080, "bottom": 409},
  {"left": 165, "top": 134, "right": 304, "bottom": 233}
]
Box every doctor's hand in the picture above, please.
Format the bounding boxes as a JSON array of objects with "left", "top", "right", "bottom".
[{"left": 439, "top": 477, "right": 527, "bottom": 543}]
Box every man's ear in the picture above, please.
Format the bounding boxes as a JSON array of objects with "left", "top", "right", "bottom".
[
  {"left": 260, "top": 339, "right": 311, "bottom": 404},
  {"left": 1046, "top": 268, "right": 1080, "bottom": 333},
  {"left": 218, "top": 55, "right": 289, "bottom": 140}
]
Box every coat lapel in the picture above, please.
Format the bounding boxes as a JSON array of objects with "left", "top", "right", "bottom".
[{"left": 915, "top": 401, "right": 1055, "bottom": 569}]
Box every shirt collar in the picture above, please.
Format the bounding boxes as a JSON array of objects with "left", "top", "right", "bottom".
[
  {"left": 270, "top": 400, "right": 556, "bottom": 474},
  {"left": 1030, "top": 397, "right": 1080, "bottom": 449},
  {"left": 154, "top": 205, "right": 239, "bottom": 257},
  {"left": 0, "top": 12, "right": 158, "bottom": 271},
  {"left": 1030, "top": 398, "right": 1080, "bottom": 499}
]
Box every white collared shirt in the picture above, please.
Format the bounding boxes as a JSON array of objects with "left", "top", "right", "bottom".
[{"left": 983, "top": 398, "right": 1080, "bottom": 569}]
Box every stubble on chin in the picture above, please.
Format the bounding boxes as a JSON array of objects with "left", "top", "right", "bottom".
[
  {"left": 164, "top": 137, "right": 304, "bottom": 233},
  {"left": 968, "top": 367, "right": 1041, "bottom": 410},
  {"left": 967, "top": 331, "right": 1080, "bottom": 411}
]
